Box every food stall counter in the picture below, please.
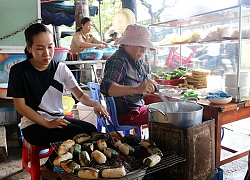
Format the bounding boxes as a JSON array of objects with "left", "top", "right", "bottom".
[{"left": 144, "top": 93, "right": 250, "bottom": 167}]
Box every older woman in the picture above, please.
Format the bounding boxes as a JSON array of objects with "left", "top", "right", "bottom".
[{"left": 100, "top": 24, "right": 157, "bottom": 126}]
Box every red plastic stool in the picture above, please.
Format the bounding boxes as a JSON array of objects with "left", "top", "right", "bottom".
[
  {"left": 65, "top": 111, "right": 74, "bottom": 118},
  {"left": 22, "top": 139, "right": 54, "bottom": 180}
]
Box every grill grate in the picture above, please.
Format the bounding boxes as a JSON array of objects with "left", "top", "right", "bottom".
[{"left": 50, "top": 141, "right": 186, "bottom": 180}]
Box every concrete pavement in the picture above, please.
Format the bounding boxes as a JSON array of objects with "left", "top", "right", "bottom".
[
  {"left": 0, "top": 115, "right": 250, "bottom": 179},
  {"left": 221, "top": 118, "right": 250, "bottom": 180}
]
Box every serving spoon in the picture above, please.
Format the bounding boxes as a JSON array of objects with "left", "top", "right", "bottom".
[{"left": 155, "top": 86, "right": 178, "bottom": 113}]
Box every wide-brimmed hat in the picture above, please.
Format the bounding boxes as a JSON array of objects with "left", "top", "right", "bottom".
[{"left": 116, "top": 24, "right": 155, "bottom": 50}]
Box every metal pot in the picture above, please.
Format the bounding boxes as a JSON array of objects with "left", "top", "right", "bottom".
[{"left": 147, "top": 99, "right": 203, "bottom": 128}]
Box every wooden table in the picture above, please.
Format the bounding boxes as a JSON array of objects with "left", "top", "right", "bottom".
[
  {"left": 144, "top": 94, "right": 250, "bottom": 167},
  {"left": 64, "top": 60, "right": 106, "bottom": 83}
]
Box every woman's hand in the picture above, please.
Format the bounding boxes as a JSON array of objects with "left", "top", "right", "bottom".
[
  {"left": 46, "top": 118, "right": 70, "bottom": 129},
  {"left": 103, "top": 43, "right": 109, "bottom": 48},
  {"left": 96, "top": 44, "right": 106, "bottom": 49},
  {"left": 138, "top": 79, "right": 157, "bottom": 94},
  {"left": 92, "top": 101, "right": 109, "bottom": 118},
  {"left": 111, "top": 44, "right": 119, "bottom": 49}
]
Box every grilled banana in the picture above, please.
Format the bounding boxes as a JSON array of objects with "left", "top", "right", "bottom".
[
  {"left": 101, "top": 165, "right": 126, "bottom": 179},
  {"left": 119, "top": 143, "right": 135, "bottom": 155},
  {"left": 78, "top": 167, "right": 99, "bottom": 179},
  {"left": 91, "top": 150, "right": 106, "bottom": 164},
  {"left": 141, "top": 139, "right": 156, "bottom": 148},
  {"left": 79, "top": 151, "right": 91, "bottom": 166},
  {"left": 97, "top": 139, "right": 107, "bottom": 151},
  {"left": 73, "top": 133, "right": 91, "bottom": 143},
  {"left": 143, "top": 154, "right": 161, "bottom": 167},
  {"left": 147, "top": 145, "right": 163, "bottom": 157},
  {"left": 60, "top": 159, "right": 80, "bottom": 174},
  {"left": 104, "top": 147, "right": 119, "bottom": 159}
]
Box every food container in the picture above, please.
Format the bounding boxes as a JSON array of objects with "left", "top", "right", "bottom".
[
  {"left": 78, "top": 48, "right": 103, "bottom": 60},
  {"left": 154, "top": 78, "right": 184, "bottom": 86},
  {"left": 102, "top": 47, "right": 116, "bottom": 59},
  {"left": 102, "top": 52, "right": 113, "bottom": 59},
  {"left": 147, "top": 99, "right": 203, "bottom": 128},
  {"left": 53, "top": 47, "right": 69, "bottom": 62}
]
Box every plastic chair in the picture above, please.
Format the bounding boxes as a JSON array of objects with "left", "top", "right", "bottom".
[
  {"left": 87, "top": 82, "right": 142, "bottom": 137},
  {"left": 105, "top": 96, "right": 142, "bottom": 138},
  {"left": 87, "top": 82, "right": 104, "bottom": 132},
  {"left": 166, "top": 46, "right": 197, "bottom": 68},
  {"left": 22, "top": 139, "right": 54, "bottom": 180}
]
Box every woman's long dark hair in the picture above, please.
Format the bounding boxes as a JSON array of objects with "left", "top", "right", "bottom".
[
  {"left": 76, "top": 17, "right": 91, "bottom": 32},
  {"left": 24, "top": 23, "right": 52, "bottom": 59}
]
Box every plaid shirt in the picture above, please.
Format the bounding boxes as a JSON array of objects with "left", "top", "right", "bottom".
[{"left": 100, "top": 46, "right": 148, "bottom": 116}]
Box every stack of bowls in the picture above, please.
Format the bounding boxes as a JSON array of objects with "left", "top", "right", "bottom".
[{"left": 225, "top": 72, "right": 249, "bottom": 98}]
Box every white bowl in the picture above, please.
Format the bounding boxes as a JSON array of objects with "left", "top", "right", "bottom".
[
  {"left": 225, "top": 87, "right": 249, "bottom": 98},
  {"left": 208, "top": 96, "right": 232, "bottom": 104}
]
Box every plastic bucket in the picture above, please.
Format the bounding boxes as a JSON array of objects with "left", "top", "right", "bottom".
[
  {"left": 53, "top": 47, "right": 69, "bottom": 62},
  {"left": 76, "top": 102, "right": 96, "bottom": 127},
  {"left": 62, "top": 96, "right": 75, "bottom": 115}
]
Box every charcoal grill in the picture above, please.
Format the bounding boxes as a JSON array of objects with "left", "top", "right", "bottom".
[{"left": 50, "top": 141, "right": 185, "bottom": 180}]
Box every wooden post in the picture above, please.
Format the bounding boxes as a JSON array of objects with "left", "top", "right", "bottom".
[{"left": 75, "top": 0, "right": 89, "bottom": 30}]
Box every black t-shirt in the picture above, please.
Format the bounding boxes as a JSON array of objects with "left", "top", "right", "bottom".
[{"left": 7, "top": 59, "right": 77, "bottom": 127}]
